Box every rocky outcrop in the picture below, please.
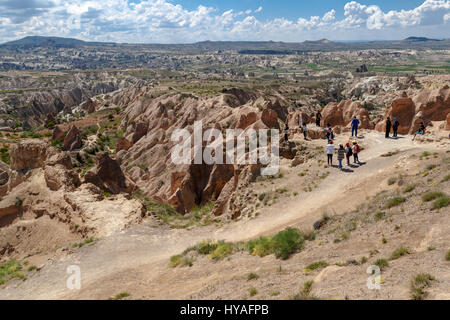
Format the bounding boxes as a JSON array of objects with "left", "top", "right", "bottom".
[
  {"left": 375, "top": 96, "right": 416, "bottom": 135},
  {"left": 10, "top": 139, "right": 48, "bottom": 171},
  {"left": 168, "top": 163, "right": 234, "bottom": 214},
  {"left": 131, "top": 121, "right": 148, "bottom": 144},
  {"left": 116, "top": 137, "right": 132, "bottom": 152},
  {"left": 52, "top": 125, "right": 65, "bottom": 141},
  {"left": 321, "top": 100, "right": 372, "bottom": 129},
  {"left": 83, "top": 98, "right": 97, "bottom": 113},
  {"left": 63, "top": 125, "right": 82, "bottom": 151},
  {"left": 44, "top": 151, "right": 80, "bottom": 191},
  {"left": 446, "top": 113, "right": 450, "bottom": 131},
  {"left": 261, "top": 109, "right": 279, "bottom": 129},
  {"left": 84, "top": 152, "right": 135, "bottom": 194}
]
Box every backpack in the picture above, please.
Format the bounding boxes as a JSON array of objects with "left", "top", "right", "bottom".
[
  {"left": 346, "top": 147, "right": 353, "bottom": 156},
  {"left": 354, "top": 144, "right": 360, "bottom": 153}
]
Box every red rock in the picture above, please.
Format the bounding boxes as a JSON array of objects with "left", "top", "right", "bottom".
[
  {"left": 116, "top": 137, "right": 132, "bottom": 152},
  {"left": 63, "top": 125, "right": 82, "bottom": 151},
  {"left": 261, "top": 109, "right": 279, "bottom": 129},
  {"left": 83, "top": 152, "right": 135, "bottom": 194}
]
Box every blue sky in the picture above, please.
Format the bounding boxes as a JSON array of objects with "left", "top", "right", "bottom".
[
  {"left": 0, "top": 0, "right": 449, "bottom": 43},
  {"left": 177, "top": 0, "right": 426, "bottom": 21}
]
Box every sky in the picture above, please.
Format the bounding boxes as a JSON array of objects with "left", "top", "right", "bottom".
[{"left": 0, "top": 0, "right": 449, "bottom": 43}]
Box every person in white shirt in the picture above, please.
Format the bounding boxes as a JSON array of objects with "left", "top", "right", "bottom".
[{"left": 326, "top": 140, "right": 335, "bottom": 166}]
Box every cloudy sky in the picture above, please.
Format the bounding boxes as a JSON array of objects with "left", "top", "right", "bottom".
[{"left": 0, "top": 0, "right": 449, "bottom": 43}]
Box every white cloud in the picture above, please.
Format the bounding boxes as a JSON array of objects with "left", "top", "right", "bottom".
[{"left": 0, "top": 0, "right": 449, "bottom": 43}]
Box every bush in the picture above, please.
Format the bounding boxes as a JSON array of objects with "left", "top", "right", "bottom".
[
  {"left": 271, "top": 227, "right": 304, "bottom": 260},
  {"left": 403, "top": 184, "right": 416, "bottom": 193},
  {"left": 305, "top": 261, "right": 328, "bottom": 271},
  {"left": 247, "top": 236, "right": 273, "bottom": 257},
  {"left": 386, "top": 196, "right": 406, "bottom": 209},
  {"left": 387, "top": 177, "right": 397, "bottom": 186},
  {"left": 432, "top": 196, "right": 449, "bottom": 210},
  {"left": 247, "top": 273, "right": 259, "bottom": 281},
  {"left": 422, "top": 191, "right": 445, "bottom": 202},
  {"left": 390, "top": 247, "right": 411, "bottom": 260},
  {"left": 445, "top": 250, "right": 450, "bottom": 261},
  {"left": 196, "top": 240, "right": 218, "bottom": 255},
  {"left": 0, "top": 259, "right": 26, "bottom": 285},
  {"left": 374, "top": 258, "right": 389, "bottom": 270},
  {"left": 410, "top": 273, "right": 435, "bottom": 300},
  {"left": 209, "top": 241, "right": 233, "bottom": 261}
]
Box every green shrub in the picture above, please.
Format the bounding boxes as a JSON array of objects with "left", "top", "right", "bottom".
[
  {"left": 374, "top": 258, "right": 389, "bottom": 270},
  {"left": 247, "top": 236, "right": 273, "bottom": 257},
  {"left": 292, "top": 280, "right": 316, "bottom": 300},
  {"left": 403, "top": 184, "right": 416, "bottom": 193},
  {"left": 445, "top": 250, "right": 450, "bottom": 261},
  {"left": 390, "top": 247, "right": 411, "bottom": 260},
  {"left": 196, "top": 240, "right": 218, "bottom": 255},
  {"left": 305, "top": 261, "right": 328, "bottom": 271},
  {"left": 387, "top": 177, "right": 397, "bottom": 186},
  {"left": 422, "top": 191, "right": 445, "bottom": 202},
  {"left": 410, "top": 273, "right": 435, "bottom": 300},
  {"left": 169, "top": 255, "right": 182, "bottom": 268},
  {"left": 209, "top": 241, "right": 233, "bottom": 261},
  {"left": 386, "top": 196, "right": 406, "bottom": 209},
  {"left": 109, "top": 292, "right": 131, "bottom": 300},
  {"left": 247, "top": 273, "right": 259, "bottom": 281},
  {"left": 441, "top": 174, "right": 450, "bottom": 182},
  {"left": 0, "top": 259, "right": 26, "bottom": 285},
  {"left": 432, "top": 196, "right": 449, "bottom": 210},
  {"left": 249, "top": 288, "right": 258, "bottom": 296},
  {"left": 271, "top": 227, "right": 304, "bottom": 260}
]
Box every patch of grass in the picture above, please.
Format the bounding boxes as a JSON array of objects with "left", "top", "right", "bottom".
[
  {"left": 247, "top": 236, "right": 273, "bottom": 257},
  {"left": 109, "top": 292, "right": 131, "bottom": 300},
  {"left": 247, "top": 227, "right": 304, "bottom": 260},
  {"left": 270, "top": 290, "right": 280, "bottom": 296},
  {"left": 387, "top": 177, "right": 397, "bottom": 186},
  {"left": 390, "top": 247, "right": 411, "bottom": 260},
  {"left": 169, "top": 255, "right": 182, "bottom": 268},
  {"left": 403, "top": 184, "right": 416, "bottom": 193},
  {"left": 441, "top": 174, "right": 450, "bottom": 182},
  {"left": 410, "top": 273, "right": 435, "bottom": 300},
  {"left": 432, "top": 196, "right": 449, "bottom": 210},
  {"left": 209, "top": 241, "right": 234, "bottom": 261},
  {"left": 374, "top": 258, "right": 389, "bottom": 271},
  {"left": 374, "top": 211, "right": 385, "bottom": 221},
  {"left": 422, "top": 191, "right": 445, "bottom": 202},
  {"left": 72, "top": 237, "right": 95, "bottom": 248},
  {"left": 305, "top": 261, "right": 328, "bottom": 271},
  {"left": 249, "top": 288, "right": 258, "bottom": 296},
  {"left": 271, "top": 227, "right": 304, "bottom": 260},
  {"left": 292, "top": 280, "right": 316, "bottom": 300},
  {"left": 247, "top": 273, "right": 259, "bottom": 281},
  {"left": 381, "top": 150, "right": 399, "bottom": 157},
  {"left": 0, "top": 259, "right": 26, "bottom": 285},
  {"left": 27, "top": 266, "right": 37, "bottom": 272},
  {"left": 446, "top": 250, "right": 450, "bottom": 261},
  {"left": 385, "top": 196, "right": 406, "bottom": 209}
]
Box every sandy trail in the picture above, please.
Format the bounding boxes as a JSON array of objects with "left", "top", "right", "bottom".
[{"left": 0, "top": 130, "right": 446, "bottom": 299}]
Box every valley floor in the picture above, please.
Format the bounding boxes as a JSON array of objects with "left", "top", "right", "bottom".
[{"left": 0, "top": 130, "right": 449, "bottom": 300}]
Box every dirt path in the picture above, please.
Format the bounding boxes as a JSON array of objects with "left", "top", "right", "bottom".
[{"left": 0, "top": 131, "right": 446, "bottom": 299}]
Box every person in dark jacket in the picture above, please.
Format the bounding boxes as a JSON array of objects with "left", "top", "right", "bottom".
[
  {"left": 316, "top": 110, "right": 322, "bottom": 127},
  {"left": 392, "top": 117, "right": 400, "bottom": 138},
  {"left": 351, "top": 116, "right": 360, "bottom": 137},
  {"left": 337, "top": 144, "right": 345, "bottom": 170},
  {"left": 385, "top": 118, "right": 392, "bottom": 138},
  {"left": 302, "top": 122, "right": 307, "bottom": 140},
  {"left": 412, "top": 122, "right": 426, "bottom": 141},
  {"left": 345, "top": 142, "right": 353, "bottom": 166},
  {"left": 284, "top": 122, "right": 289, "bottom": 142}
]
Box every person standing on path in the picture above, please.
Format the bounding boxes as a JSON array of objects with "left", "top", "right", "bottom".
[
  {"left": 326, "top": 140, "right": 334, "bottom": 166},
  {"left": 393, "top": 117, "right": 400, "bottom": 138},
  {"left": 385, "top": 118, "right": 392, "bottom": 138},
  {"left": 284, "top": 121, "right": 289, "bottom": 143},
  {"left": 345, "top": 142, "right": 353, "bottom": 166},
  {"left": 316, "top": 110, "right": 322, "bottom": 127},
  {"left": 351, "top": 116, "right": 360, "bottom": 137},
  {"left": 302, "top": 122, "right": 307, "bottom": 140},
  {"left": 352, "top": 141, "right": 361, "bottom": 164},
  {"left": 337, "top": 144, "right": 345, "bottom": 170}
]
